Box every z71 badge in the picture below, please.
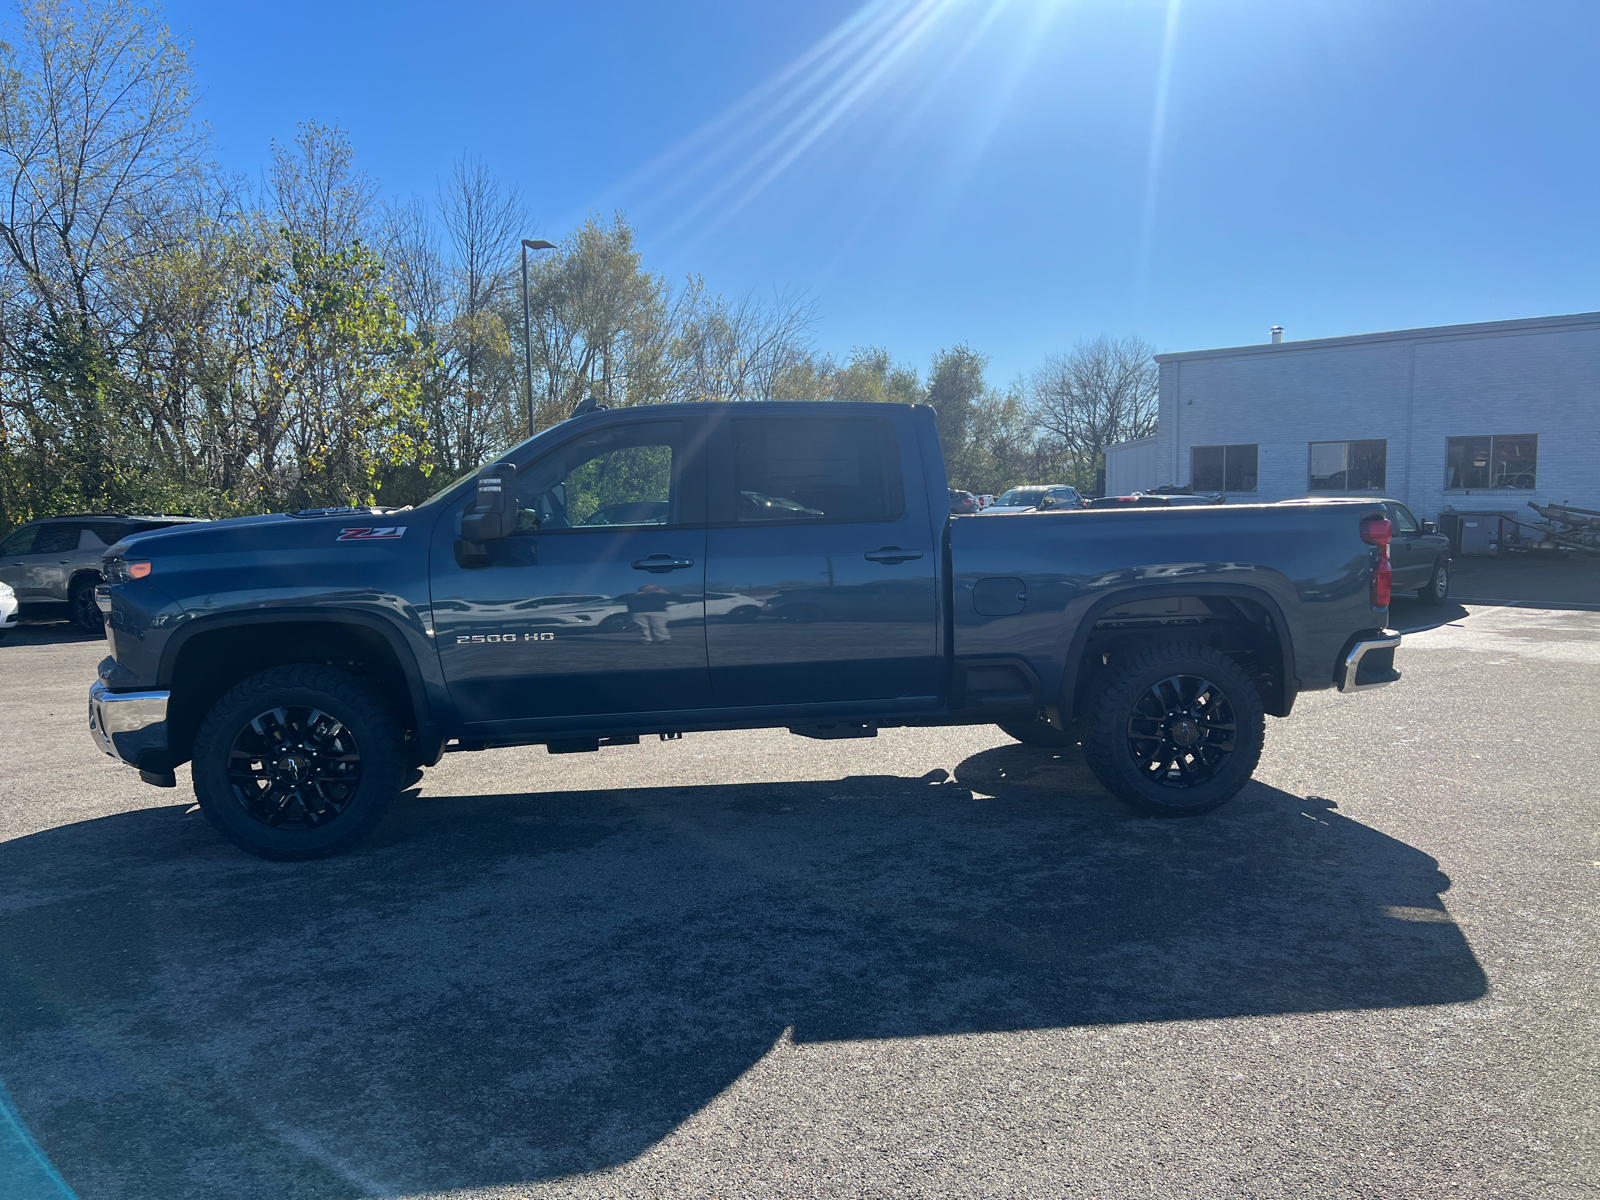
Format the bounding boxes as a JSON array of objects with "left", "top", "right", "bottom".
[{"left": 337, "top": 527, "right": 406, "bottom": 541}]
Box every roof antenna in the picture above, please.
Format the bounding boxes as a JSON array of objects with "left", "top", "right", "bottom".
[{"left": 570, "top": 394, "right": 608, "bottom": 418}]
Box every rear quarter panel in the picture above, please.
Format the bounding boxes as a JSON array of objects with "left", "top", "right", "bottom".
[{"left": 949, "top": 501, "right": 1387, "bottom": 708}]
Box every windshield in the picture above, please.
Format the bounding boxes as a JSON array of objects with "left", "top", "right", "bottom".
[
  {"left": 419, "top": 435, "right": 542, "bottom": 507},
  {"left": 996, "top": 489, "right": 1046, "bottom": 506}
]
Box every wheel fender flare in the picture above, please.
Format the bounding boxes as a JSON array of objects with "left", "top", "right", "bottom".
[
  {"left": 157, "top": 609, "right": 444, "bottom": 750},
  {"left": 1056, "top": 583, "right": 1299, "bottom": 722}
]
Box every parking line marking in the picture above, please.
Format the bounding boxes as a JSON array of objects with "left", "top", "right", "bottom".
[{"left": 1451, "top": 596, "right": 1600, "bottom": 612}]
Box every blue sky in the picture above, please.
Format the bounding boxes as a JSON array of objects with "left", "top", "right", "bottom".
[{"left": 153, "top": 0, "right": 1599, "bottom": 383}]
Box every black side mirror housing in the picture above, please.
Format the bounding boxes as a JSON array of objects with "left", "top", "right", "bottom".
[
  {"left": 456, "top": 461, "right": 516, "bottom": 567},
  {"left": 1422, "top": 520, "right": 1437, "bottom": 535}
]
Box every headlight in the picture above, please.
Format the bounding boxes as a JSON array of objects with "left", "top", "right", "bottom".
[
  {"left": 102, "top": 558, "right": 150, "bottom": 582},
  {"left": 0, "top": 580, "right": 13, "bottom": 601}
]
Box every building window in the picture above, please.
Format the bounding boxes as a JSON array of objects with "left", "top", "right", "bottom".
[
  {"left": 1308, "top": 440, "right": 1386, "bottom": 491},
  {"left": 1191, "top": 444, "right": 1258, "bottom": 493},
  {"left": 1445, "top": 434, "right": 1536, "bottom": 490}
]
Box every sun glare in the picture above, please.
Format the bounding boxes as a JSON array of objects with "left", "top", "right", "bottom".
[{"left": 596, "top": 0, "right": 1066, "bottom": 256}]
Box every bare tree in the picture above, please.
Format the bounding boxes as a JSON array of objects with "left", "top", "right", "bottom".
[
  {"left": 436, "top": 157, "right": 521, "bottom": 469},
  {"left": 0, "top": 0, "right": 204, "bottom": 511},
  {"left": 0, "top": 0, "right": 202, "bottom": 336},
  {"left": 1029, "top": 334, "right": 1158, "bottom": 483},
  {"left": 267, "top": 122, "right": 376, "bottom": 254},
  {"left": 669, "top": 284, "right": 819, "bottom": 404}
]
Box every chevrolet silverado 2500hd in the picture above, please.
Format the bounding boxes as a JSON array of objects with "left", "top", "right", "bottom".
[{"left": 88, "top": 402, "right": 1401, "bottom": 859}]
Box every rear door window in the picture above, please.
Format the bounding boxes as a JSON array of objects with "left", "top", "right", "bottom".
[
  {"left": 730, "top": 417, "right": 903, "bottom": 524},
  {"left": 32, "top": 524, "right": 82, "bottom": 554}
]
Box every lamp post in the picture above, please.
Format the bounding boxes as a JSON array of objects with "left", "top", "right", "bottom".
[{"left": 520, "top": 238, "right": 556, "bottom": 438}]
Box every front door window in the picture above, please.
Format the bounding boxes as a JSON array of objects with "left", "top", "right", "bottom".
[{"left": 431, "top": 420, "right": 711, "bottom": 725}]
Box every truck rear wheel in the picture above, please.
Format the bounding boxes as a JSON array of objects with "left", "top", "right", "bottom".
[
  {"left": 1080, "top": 641, "right": 1264, "bottom": 817},
  {"left": 191, "top": 664, "right": 404, "bottom": 860},
  {"left": 996, "top": 716, "right": 1074, "bottom": 749}
]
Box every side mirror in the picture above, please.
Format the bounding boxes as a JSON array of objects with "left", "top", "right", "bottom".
[
  {"left": 457, "top": 461, "right": 516, "bottom": 567},
  {"left": 1422, "top": 520, "right": 1437, "bottom": 535},
  {"left": 1037, "top": 496, "right": 1056, "bottom": 510},
  {"left": 460, "top": 461, "right": 517, "bottom": 542}
]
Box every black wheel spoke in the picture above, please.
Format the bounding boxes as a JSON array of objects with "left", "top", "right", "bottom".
[
  {"left": 1125, "top": 671, "right": 1238, "bottom": 789},
  {"left": 227, "top": 704, "right": 362, "bottom": 831}
]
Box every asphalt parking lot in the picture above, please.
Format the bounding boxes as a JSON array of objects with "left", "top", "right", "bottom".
[{"left": 1, "top": 597, "right": 1596, "bottom": 1200}]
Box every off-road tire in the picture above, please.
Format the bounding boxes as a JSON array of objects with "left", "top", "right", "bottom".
[
  {"left": 1081, "top": 641, "right": 1265, "bottom": 817},
  {"left": 1418, "top": 558, "right": 1450, "bottom": 606},
  {"left": 70, "top": 578, "right": 104, "bottom": 634},
  {"left": 191, "top": 664, "right": 403, "bottom": 860},
  {"left": 996, "top": 716, "right": 1075, "bottom": 749}
]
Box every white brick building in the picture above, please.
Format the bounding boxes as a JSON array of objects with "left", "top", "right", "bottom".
[{"left": 1145, "top": 311, "right": 1600, "bottom": 520}]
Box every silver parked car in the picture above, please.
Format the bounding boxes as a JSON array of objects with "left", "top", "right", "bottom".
[
  {"left": 978, "top": 484, "right": 1084, "bottom": 514},
  {"left": 0, "top": 514, "right": 204, "bottom": 632}
]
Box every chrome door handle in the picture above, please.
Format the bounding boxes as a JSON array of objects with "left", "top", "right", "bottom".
[
  {"left": 864, "top": 547, "right": 924, "bottom": 564},
  {"left": 632, "top": 555, "right": 695, "bottom": 573}
]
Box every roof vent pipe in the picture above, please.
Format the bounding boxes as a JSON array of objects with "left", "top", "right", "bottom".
[{"left": 1270, "top": 326, "right": 1283, "bottom": 344}]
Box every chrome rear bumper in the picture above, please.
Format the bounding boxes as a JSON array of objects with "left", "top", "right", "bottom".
[
  {"left": 89, "top": 680, "right": 170, "bottom": 766},
  {"left": 1338, "top": 630, "right": 1403, "bottom": 693}
]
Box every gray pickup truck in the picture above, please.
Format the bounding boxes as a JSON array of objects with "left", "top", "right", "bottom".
[{"left": 89, "top": 401, "right": 1402, "bottom": 859}]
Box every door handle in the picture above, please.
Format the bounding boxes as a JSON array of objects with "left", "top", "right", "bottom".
[
  {"left": 865, "top": 547, "right": 924, "bottom": 564},
  {"left": 632, "top": 555, "right": 695, "bottom": 573}
]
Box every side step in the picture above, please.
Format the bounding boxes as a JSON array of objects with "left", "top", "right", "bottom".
[
  {"left": 788, "top": 722, "right": 878, "bottom": 740},
  {"left": 546, "top": 736, "right": 641, "bottom": 754}
]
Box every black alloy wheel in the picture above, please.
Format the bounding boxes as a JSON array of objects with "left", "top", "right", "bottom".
[
  {"left": 71, "top": 580, "right": 104, "bottom": 633},
  {"left": 227, "top": 706, "right": 362, "bottom": 829},
  {"left": 1081, "top": 640, "right": 1264, "bottom": 817},
  {"left": 191, "top": 663, "right": 404, "bottom": 859},
  {"left": 1125, "top": 674, "right": 1236, "bottom": 788}
]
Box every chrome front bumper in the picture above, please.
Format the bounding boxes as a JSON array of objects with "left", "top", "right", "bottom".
[
  {"left": 1337, "top": 630, "right": 1403, "bottom": 694},
  {"left": 89, "top": 680, "right": 170, "bottom": 766}
]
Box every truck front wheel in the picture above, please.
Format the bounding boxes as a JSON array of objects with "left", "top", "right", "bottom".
[
  {"left": 191, "top": 664, "right": 404, "bottom": 860},
  {"left": 1080, "top": 641, "right": 1265, "bottom": 817}
]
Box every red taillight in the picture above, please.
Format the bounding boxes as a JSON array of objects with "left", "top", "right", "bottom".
[
  {"left": 1361, "top": 517, "right": 1392, "bottom": 607},
  {"left": 1372, "top": 556, "right": 1392, "bottom": 607}
]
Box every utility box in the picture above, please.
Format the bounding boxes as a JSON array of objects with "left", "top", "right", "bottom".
[{"left": 1453, "top": 511, "right": 1517, "bottom": 556}]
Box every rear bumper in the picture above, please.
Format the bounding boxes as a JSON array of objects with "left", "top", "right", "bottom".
[
  {"left": 1337, "top": 630, "right": 1402, "bottom": 693},
  {"left": 89, "top": 681, "right": 170, "bottom": 767}
]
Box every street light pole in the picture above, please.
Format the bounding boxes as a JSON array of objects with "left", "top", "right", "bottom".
[{"left": 520, "top": 238, "right": 555, "bottom": 438}]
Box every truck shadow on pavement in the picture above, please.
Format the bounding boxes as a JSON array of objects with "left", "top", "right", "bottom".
[{"left": 0, "top": 744, "right": 1487, "bottom": 1200}]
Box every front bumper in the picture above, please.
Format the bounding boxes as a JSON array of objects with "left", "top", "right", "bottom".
[
  {"left": 89, "top": 680, "right": 171, "bottom": 767},
  {"left": 1337, "top": 629, "right": 1403, "bottom": 693}
]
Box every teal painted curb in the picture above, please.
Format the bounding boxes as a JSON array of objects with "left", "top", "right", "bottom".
[{"left": 0, "top": 1076, "right": 79, "bottom": 1200}]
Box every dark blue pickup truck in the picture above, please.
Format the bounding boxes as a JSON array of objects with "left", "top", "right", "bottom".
[{"left": 88, "top": 402, "right": 1402, "bottom": 859}]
